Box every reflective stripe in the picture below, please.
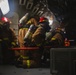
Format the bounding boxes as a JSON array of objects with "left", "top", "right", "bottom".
[
  {"left": 20, "top": 55, "right": 29, "bottom": 59},
  {"left": 36, "top": 44, "right": 41, "bottom": 46},
  {"left": 27, "top": 21, "right": 31, "bottom": 24},
  {"left": 11, "top": 42, "right": 16, "bottom": 46},
  {"left": 51, "top": 38, "right": 56, "bottom": 40},
  {"left": 23, "top": 28, "right": 28, "bottom": 30},
  {"left": 27, "top": 60, "right": 30, "bottom": 67},
  {"left": 0, "top": 38, "right": 9, "bottom": 41},
  {"left": 3, "top": 38, "right": 9, "bottom": 40}
]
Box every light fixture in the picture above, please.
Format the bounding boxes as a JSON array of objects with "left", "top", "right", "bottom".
[{"left": 0, "top": 0, "right": 10, "bottom": 15}]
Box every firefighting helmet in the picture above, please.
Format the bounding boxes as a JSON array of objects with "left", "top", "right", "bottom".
[
  {"left": 1, "top": 17, "right": 11, "bottom": 24},
  {"left": 0, "top": 17, "right": 11, "bottom": 29},
  {"left": 39, "top": 17, "right": 48, "bottom": 23},
  {"left": 1, "top": 17, "right": 11, "bottom": 25}
]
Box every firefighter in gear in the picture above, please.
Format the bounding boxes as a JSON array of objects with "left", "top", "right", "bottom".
[
  {"left": 49, "top": 27, "right": 65, "bottom": 47},
  {"left": 23, "top": 15, "right": 40, "bottom": 45},
  {"left": 0, "top": 17, "right": 17, "bottom": 47},
  {"left": 18, "top": 15, "right": 39, "bottom": 60},
  {"left": 0, "top": 17, "right": 17, "bottom": 64},
  {"left": 31, "top": 17, "right": 51, "bottom": 67},
  {"left": 32, "top": 17, "right": 51, "bottom": 46}
]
